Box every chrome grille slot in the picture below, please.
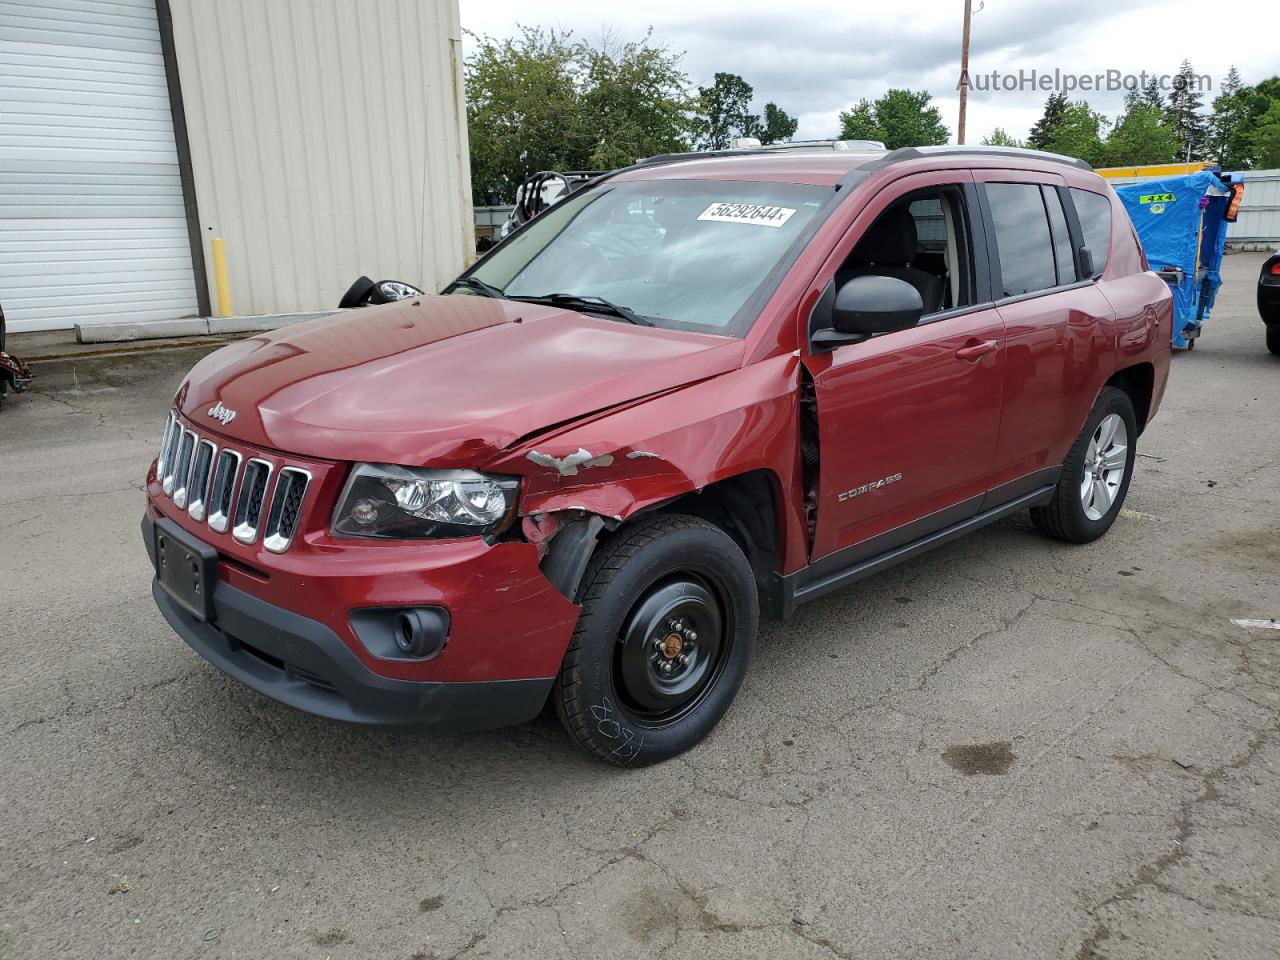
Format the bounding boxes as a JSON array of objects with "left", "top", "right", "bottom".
[
  {"left": 170, "top": 429, "right": 197, "bottom": 507},
  {"left": 207, "top": 449, "right": 242, "bottom": 534},
  {"left": 160, "top": 419, "right": 185, "bottom": 494},
  {"left": 263, "top": 467, "right": 311, "bottom": 553},
  {"left": 233, "top": 458, "right": 272, "bottom": 544},
  {"left": 186, "top": 439, "right": 217, "bottom": 522},
  {"left": 156, "top": 414, "right": 178, "bottom": 480}
]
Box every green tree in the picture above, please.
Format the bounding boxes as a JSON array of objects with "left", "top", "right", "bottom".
[
  {"left": 1249, "top": 98, "right": 1280, "bottom": 168},
  {"left": 837, "top": 99, "right": 880, "bottom": 141},
  {"left": 1103, "top": 103, "right": 1179, "bottom": 166},
  {"left": 1208, "top": 67, "right": 1253, "bottom": 169},
  {"left": 464, "top": 27, "right": 694, "bottom": 202},
  {"left": 981, "top": 128, "right": 1022, "bottom": 147},
  {"left": 692, "top": 72, "right": 757, "bottom": 149},
  {"left": 1165, "top": 59, "right": 1209, "bottom": 160},
  {"left": 580, "top": 32, "right": 693, "bottom": 169},
  {"left": 758, "top": 102, "right": 798, "bottom": 145},
  {"left": 1139, "top": 75, "right": 1165, "bottom": 112},
  {"left": 465, "top": 27, "right": 587, "bottom": 204},
  {"left": 1027, "top": 93, "right": 1068, "bottom": 150},
  {"left": 1212, "top": 74, "right": 1280, "bottom": 170},
  {"left": 838, "top": 89, "right": 948, "bottom": 149},
  {"left": 1044, "top": 101, "right": 1108, "bottom": 166}
]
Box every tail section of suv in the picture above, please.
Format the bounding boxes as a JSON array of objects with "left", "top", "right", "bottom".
[{"left": 144, "top": 146, "right": 1171, "bottom": 765}]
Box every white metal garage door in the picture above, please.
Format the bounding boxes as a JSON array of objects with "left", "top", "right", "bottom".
[{"left": 0, "top": 0, "right": 198, "bottom": 332}]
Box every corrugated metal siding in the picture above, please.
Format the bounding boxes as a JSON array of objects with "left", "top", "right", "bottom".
[
  {"left": 1226, "top": 170, "right": 1280, "bottom": 248},
  {"left": 168, "top": 0, "right": 473, "bottom": 317},
  {"left": 0, "top": 0, "right": 198, "bottom": 332}
]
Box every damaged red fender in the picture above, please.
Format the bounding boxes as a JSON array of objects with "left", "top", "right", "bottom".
[{"left": 487, "top": 352, "right": 812, "bottom": 575}]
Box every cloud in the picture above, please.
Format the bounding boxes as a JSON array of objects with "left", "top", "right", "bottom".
[{"left": 462, "top": 0, "right": 1277, "bottom": 142}]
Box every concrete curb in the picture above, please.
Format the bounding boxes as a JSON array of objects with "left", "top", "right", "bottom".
[{"left": 74, "top": 311, "right": 338, "bottom": 344}]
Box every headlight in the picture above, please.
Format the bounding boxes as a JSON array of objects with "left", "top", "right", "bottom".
[{"left": 332, "top": 464, "right": 519, "bottom": 539}]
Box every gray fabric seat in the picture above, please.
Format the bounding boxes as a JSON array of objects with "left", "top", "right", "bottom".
[{"left": 838, "top": 207, "right": 945, "bottom": 315}]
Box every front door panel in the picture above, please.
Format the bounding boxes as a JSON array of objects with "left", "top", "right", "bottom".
[{"left": 808, "top": 307, "right": 1006, "bottom": 562}]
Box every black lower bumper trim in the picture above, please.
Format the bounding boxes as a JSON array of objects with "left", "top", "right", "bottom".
[
  {"left": 145, "top": 516, "right": 552, "bottom": 731},
  {"left": 153, "top": 580, "right": 553, "bottom": 731}
]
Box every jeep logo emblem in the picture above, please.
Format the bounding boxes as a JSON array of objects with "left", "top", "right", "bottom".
[{"left": 207, "top": 401, "right": 237, "bottom": 426}]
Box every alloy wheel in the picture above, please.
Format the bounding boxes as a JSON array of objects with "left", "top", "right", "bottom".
[{"left": 1080, "top": 412, "right": 1128, "bottom": 521}]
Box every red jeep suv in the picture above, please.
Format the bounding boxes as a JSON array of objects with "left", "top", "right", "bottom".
[{"left": 144, "top": 146, "right": 1171, "bottom": 765}]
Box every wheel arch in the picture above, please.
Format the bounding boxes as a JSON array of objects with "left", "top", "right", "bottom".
[
  {"left": 643, "top": 469, "right": 785, "bottom": 609},
  {"left": 536, "top": 468, "right": 790, "bottom": 615},
  {"left": 1105, "top": 362, "right": 1155, "bottom": 434}
]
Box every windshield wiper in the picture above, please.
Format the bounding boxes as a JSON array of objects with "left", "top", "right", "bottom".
[
  {"left": 457, "top": 276, "right": 506, "bottom": 299},
  {"left": 513, "top": 292, "right": 654, "bottom": 326}
]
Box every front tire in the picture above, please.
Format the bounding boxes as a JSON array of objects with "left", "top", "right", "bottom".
[
  {"left": 1031, "top": 386, "right": 1137, "bottom": 544},
  {"left": 552, "top": 515, "right": 757, "bottom": 767}
]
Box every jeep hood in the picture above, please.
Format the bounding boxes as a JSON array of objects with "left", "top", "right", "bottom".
[{"left": 176, "top": 295, "right": 744, "bottom": 466}]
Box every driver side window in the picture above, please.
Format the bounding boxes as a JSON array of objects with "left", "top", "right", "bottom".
[{"left": 836, "top": 186, "right": 977, "bottom": 319}]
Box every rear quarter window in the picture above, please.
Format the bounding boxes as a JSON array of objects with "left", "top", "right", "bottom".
[{"left": 1070, "top": 188, "right": 1112, "bottom": 278}]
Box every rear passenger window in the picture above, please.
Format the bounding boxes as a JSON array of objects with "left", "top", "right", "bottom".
[
  {"left": 1070, "top": 188, "right": 1112, "bottom": 278},
  {"left": 986, "top": 183, "right": 1057, "bottom": 297},
  {"left": 1043, "top": 187, "right": 1078, "bottom": 285}
]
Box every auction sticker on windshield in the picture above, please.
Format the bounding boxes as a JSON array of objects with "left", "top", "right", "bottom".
[{"left": 697, "top": 202, "right": 797, "bottom": 227}]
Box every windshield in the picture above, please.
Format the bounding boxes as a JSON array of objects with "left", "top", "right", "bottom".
[{"left": 462, "top": 179, "right": 832, "bottom": 336}]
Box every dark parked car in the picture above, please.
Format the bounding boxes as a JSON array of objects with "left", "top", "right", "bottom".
[
  {"left": 1260, "top": 250, "right": 1280, "bottom": 355},
  {"left": 144, "top": 145, "right": 1172, "bottom": 765}
]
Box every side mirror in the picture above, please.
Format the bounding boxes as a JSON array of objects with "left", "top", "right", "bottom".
[{"left": 813, "top": 276, "right": 923, "bottom": 348}]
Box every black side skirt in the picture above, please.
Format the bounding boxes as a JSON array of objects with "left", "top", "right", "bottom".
[{"left": 764, "top": 480, "right": 1057, "bottom": 619}]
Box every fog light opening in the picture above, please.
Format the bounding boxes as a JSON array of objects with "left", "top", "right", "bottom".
[{"left": 394, "top": 609, "right": 444, "bottom": 659}]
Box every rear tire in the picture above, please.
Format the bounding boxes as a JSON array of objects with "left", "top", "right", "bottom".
[
  {"left": 1031, "top": 386, "right": 1137, "bottom": 544},
  {"left": 552, "top": 515, "right": 757, "bottom": 767},
  {"left": 1267, "top": 325, "right": 1280, "bottom": 357}
]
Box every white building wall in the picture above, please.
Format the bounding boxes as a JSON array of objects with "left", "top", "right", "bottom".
[
  {"left": 167, "top": 0, "right": 473, "bottom": 317},
  {"left": 0, "top": 0, "right": 199, "bottom": 332}
]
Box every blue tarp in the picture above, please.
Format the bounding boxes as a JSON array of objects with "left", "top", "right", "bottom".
[{"left": 1116, "top": 172, "right": 1232, "bottom": 349}]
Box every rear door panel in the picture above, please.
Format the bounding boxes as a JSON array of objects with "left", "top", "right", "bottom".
[{"left": 972, "top": 170, "right": 1117, "bottom": 489}]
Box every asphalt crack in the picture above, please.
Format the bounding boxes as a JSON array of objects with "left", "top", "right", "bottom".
[{"left": 1073, "top": 719, "right": 1278, "bottom": 958}]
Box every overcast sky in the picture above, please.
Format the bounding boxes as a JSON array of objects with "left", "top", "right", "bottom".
[{"left": 460, "top": 0, "right": 1276, "bottom": 144}]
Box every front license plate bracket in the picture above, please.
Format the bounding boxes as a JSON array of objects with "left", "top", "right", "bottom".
[{"left": 153, "top": 517, "right": 218, "bottom": 622}]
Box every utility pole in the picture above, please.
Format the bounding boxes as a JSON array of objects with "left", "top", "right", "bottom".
[{"left": 957, "top": 0, "right": 973, "bottom": 144}]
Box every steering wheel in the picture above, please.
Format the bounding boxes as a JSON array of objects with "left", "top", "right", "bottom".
[{"left": 572, "top": 239, "right": 614, "bottom": 281}]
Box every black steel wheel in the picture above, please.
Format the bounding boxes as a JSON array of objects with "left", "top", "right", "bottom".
[
  {"left": 552, "top": 515, "right": 757, "bottom": 766},
  {"left": 614, "top": 574, "right": 729, "bottom": 727}
]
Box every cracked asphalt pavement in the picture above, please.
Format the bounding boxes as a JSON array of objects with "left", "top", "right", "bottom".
[{"left": 2, "top": 253, "right": 1278, "bottom": 960}]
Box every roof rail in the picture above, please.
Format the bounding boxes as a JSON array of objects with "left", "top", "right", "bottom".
[
  {"left": 867, "top": 144, "right": 1093, "bottom": 171},
  {"left": 633, "top": 139, "right": 888, "bottom": 169},
  {"left": 728, "top": 138, "right": 887, "bottom": 153}
]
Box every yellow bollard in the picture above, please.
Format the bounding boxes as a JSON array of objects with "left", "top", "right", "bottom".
[{"left": 210, "top": 236, "right": 233, "bottom": 317}]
